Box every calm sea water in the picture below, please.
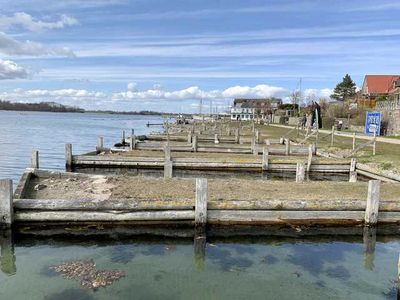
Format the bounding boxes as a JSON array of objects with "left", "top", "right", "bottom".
[
  {"left": 0, "top": 110, "right": 399, "bottom": 299},
  {"left": 0, "top": 110, "right": 164, "bottom": 184}
]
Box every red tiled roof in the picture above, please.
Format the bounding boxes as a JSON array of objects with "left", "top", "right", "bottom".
[{"left": 364, "top": 75, "right": 400, "bottom": 94}]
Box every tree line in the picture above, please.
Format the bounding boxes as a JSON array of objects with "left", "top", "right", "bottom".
[{"left": 0, "top": 100, "right": 84, "bottom": 113}]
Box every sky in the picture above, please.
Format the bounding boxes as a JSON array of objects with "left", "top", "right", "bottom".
[{"left": 0, "top": 0, "right": 400, "bottom": 113}]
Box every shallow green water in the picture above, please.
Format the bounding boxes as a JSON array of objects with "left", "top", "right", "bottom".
[{"left": 0, "top": 229, "right": 398, "bottom": 300}]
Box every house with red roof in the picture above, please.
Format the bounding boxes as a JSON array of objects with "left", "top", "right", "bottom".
[{"left": 361, "top": 75, "right": 400, "bottom": 99}]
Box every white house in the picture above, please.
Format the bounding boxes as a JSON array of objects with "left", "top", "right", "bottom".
[{"left": 230, "top": 106, "right": 255, "bottom": 121}]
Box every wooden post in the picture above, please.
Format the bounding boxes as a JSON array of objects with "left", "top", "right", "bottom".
[
  {"left": 279, "top": 137, "right": 284, "bottom": 145},
  {"left": 0, "top": 229, "right": 16, "bottom": 275},
  {"left": 397, "top": 254, "right": 400, "bottom": 298},
  {"left": 195, "top": 178, "right": 208, "bottom": 227},
  {"left": 122, "top": 130, "right": 125, "bottom": 144},
  {"left": 188, "top": 131, "right": 192, "bottom": 143},
  {"left": 164, "top": 145, "right": 172, "bottom": 179},
  {"left": 252, "top": 137, "right": 257, "bottom": 155},
  {"left": 365, "top": 180, "right": 380, "bottom": 225},
  {"left": 262, "top": 148, "right": 269, "bottom": 171},
  {"left": 285, "top": 139, "right": 290, "bottom": 156},
  {"left": 349, "top": 158, "right": 357, "bottom": 182},
  {"left": 166, "top": 122, "right": 170, "bottom": 142},
  {"left": 192, "top": 135, "right": 198, "bottom": 152},
  {"left": 296, "top": 162, "right": 305, "bottom": 183},
  {"left": 307, "top": 144, "right": 313, "bottom": 172},
  {"left": 265, "top": 139, "right": 271, "bottom": 146},
  {"left": 31, "top": 150, "right": 39, "bottom": 169},
  {"left": 194, "top": 226, "right": 206, "bottom": 270},
  {"left": 235, "top": 128, "right": 240, "bottom": 144},
  {"left": 311, "top": 143, "right": 316, "bottom": 155},
  {"left": 255, "top": 130, "right": 259, "bottom": 144},
  {"left": 164, "top": 144, "right": 171, "bottom": 161},
  {"left": 352, "top": 132, "right": 356, "bottom": 151},
  {"left": 363, "top": 226, "right": 376, "bottom": 270},
  {"left": 372, "top": 131, "right": 376, "bottom": 156},
  {"left": 65, "top": 143, "right": 72, "bottom": 169},
  {"left": 214, "top": 134, "right": 219, "bottom": 144},
  {"left": 331, "top": 125, "right": 335, "bottom": 147},
  {"left": 96, "top": 136, "right": 104, "bottom": 152},
  {"left": 130, "top": 134, "right": 136, "bottom": 150},
  {"left": 0, "top": 179, "right": 13, "bottom": 225}
]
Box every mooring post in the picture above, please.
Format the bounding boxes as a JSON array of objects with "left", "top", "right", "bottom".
[
  {"left": 0, "top": 229, "right": 16, "bottom": 275},
  {"left": 349, "top": 158, "right": 357, "bottom": 182},
  {"left": 31, "top": 150, "right": 39, "bottom": 169},
  {"left": 65, "top": 143, "right": 72, "bottom": 169},
  {"left": 307, "top": 144, "right": 313, "bottom": 172},
  {"left": 331, "top": 125, "right": 335, "bottom": 147},
  {"left": 130, "top": 134, "right": 136, "bottom": 150},
  {"left": 365, "top": 180, "right": 380, "bottom": 225},
  {"left": 164, "top": 144, "right": 171, "bottom": 161},
  {"left": 311, "top": 143, "right": 316, "bottom": 155},
  {"left": 296, "top": 162, "right": 305, "bottom": 183},
  {"left": 192, "top": 135, "right": 198, "bottom": 152},
  {"left": 235, "top": 128, "right": 240, "bottom": 144},
  {"left": 285, "top": 139, "right": 290, "bottom": 156},
  {"left": 279, "top": 137, "right": 284, "bottom": 145},
  {"left": 194, "top": 226, "right": 206, "bottom": 270},
  {"left": 195, "top": 178, "right": 208, "bottom": 227},
  {"left": 0, "top": 179, "right": 13, "bottom": 226},
  {"left": 362, "top": 226, "right": 376, "bottom": 270},
  {"left": 122, "top": 130, "right": 125, "bottom": 144},
  {"left": 352, "top": 132, "right": 356, "bottom": 151},
  {"left": 214, "top": 133, "right": 219, "bottom": 144},
  {"left": 251, "top": 137, "right": 257, "bottom": 155},
  {"left": 262, "top": 148, "right": 269, "bottom": 171},
  {"left": 265, "top": 139, "right": 271, "bottom": 146},
  {"left": 188, "top": 131, "right": 192, "bottom": 143},
  {"left": 96, "top": 136, "right": 104, "bottom": 152}
]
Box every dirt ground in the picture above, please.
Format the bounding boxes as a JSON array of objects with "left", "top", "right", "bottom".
[{"left": 26, "top": 174, "right": 400, "bottom": 202}]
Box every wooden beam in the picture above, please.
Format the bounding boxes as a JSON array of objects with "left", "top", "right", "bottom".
[
  {"left": 31, "top": 150, "right": 39, "bottom": 169},
  {"left": 65, "top": 143, "right": 72, "bottom": 168},
  {"left": 0, "top": 179, "right": 13, "bottom": 225},
  {"left": 365, "top": 180, "right": 380, "bottom": 225},
  {"left": 96, "top": 136, "right": 104, "bottom": 152},
  {"left": 296, "top": 162, "right": 305, "bottom": 183},
  {"left": 262, "top": 148, "right": 269, "bottom": 171},
  {"left": 307, "top": 144, "right": 313, "bottom": 172},
  {"left": 195, "top": 178, "right": 208, "bottom": 226}
]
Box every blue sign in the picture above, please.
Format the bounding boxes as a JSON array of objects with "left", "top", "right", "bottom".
[{"left": 365, "top": 111, "right": 381, "bottom": 136}]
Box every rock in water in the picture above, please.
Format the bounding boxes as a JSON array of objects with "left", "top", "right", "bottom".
[{"left": 49, "top": 260, "right": 125, "bottom": 289}]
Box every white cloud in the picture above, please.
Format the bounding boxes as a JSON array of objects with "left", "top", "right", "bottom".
[
  {"left": 303, "top": 88, "right": 333, "bottom": 100},
  {"left": 127, "top": 82, "right": 137, "bottom": 91},
  {"left": 113, "top": 84, "right": 287, "bottom": 101},
  {"left": 0, "top": 59, "right": 29, "bottom": 79},
  {"left": 0, "top": 12, "right": 78, "bottom": 32},
  {"left": 0, "top": 32, "right": 75, "bottom": 57}
]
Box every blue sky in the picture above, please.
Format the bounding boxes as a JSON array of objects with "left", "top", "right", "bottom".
[{"left": 1, "top": 0, "right": 400, "bottom": 112}]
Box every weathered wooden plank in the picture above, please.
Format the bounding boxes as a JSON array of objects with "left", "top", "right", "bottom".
[
  {"left": 365, "top": 180, "right": 380, "bottom": 225},
  {"left": 296, "top": 162, "right": 305, "bottom": 183},
  {"left": 207, "top": 210, "right": 365, "bottom": 224},
  {"left": 13, "top": 170, "right": 32, "bottom": 200},
  {"left": 0, "top": 179, "right": 13, "bottom": 225},
  {"left": 15, "top": 210, "right": 195, "bottom": 222},
  {"left": 31, "top": 150, "right": 39, "bottom": 169},
  {"left": 195, "top": 178, "right": 208, "bottom": 226},
  {"left": 65, "top": 143, "right": 72, "bottom": 167}
]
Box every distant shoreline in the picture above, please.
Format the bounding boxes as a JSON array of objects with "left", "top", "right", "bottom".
[{"left": 0, "top": 101, "right": 189, "bottom": 116}]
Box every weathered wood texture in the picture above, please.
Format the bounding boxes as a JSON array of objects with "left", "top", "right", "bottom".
[
  {"left": 13, "top": 170, "right": 32, "bottom": 199},
  {"left": 195, "top": 178, "right": 208, "bottom": 226},
  {"left": 365, "top": 180, "right": 380, "bottom": 225},
  {"left": 0, "top": 179, "right": 13, "bottom": 225},
  {"left": 31, "top": 150, "right": 39, "bottom": 169},
  {"left": 296, "top": 162, "right": 305, "bottom": 183},
  {"left": 65, "top": 143, "right": 72, "bottom": 167}
]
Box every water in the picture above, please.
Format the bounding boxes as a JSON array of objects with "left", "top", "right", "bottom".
[
  {"left": 0, "top": 111, "right": 399, "bottom": 299},
  {"left": 0, "top": 110, "right": 164, "bottom": 184},
  {"left": 0, "top": 228, "right": 398, "bottom": 299}
]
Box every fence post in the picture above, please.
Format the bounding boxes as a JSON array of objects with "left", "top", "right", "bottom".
[
  {"left": 65, "top": 143, "right": 72, "bottom": 169},
  {"left": 349, "top": 158, "right": 357, "bottom": 182},
  {"left": 262, "top": 148, "right": 269, "bottom": 171},
  {"left": 188, "top": 131, "right": 192, "bottom": 143},
  {"left": 331, "top": 125, "right": 335, "bottom": 147},
  {"left": 296, "top": 162, "right": 305, "bottom": 183},
  {"left": 255, "top": 130, "right": 259, "bottom": 144},
  {"left": 0, "top": 179, "right": 13, "bottom": 226},
  {"left": 235, "top": 128, "right": 240, "bottom": 144},
  {"left": 352, "top": 132, "right": 356, "bottom": 151},
  {"left": 31, "top": 150, "right": 39, "bottom": 169},
  {"left": 365, "top": 180, "right": 380, "bottom": 225},
  {"left": 195, "top": 178, "right": 208, "bottom": 227},
  {"left": 121, "top": 130, "right": 125, "bottom": 144}
]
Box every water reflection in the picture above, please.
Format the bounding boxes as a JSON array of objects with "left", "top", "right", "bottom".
[{"left": 0, "top": 224, "right": 398, "bottom": 299}]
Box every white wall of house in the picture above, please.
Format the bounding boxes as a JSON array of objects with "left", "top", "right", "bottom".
[{"left": 230, "top": 107, "right": 255, "bottom": 120}]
